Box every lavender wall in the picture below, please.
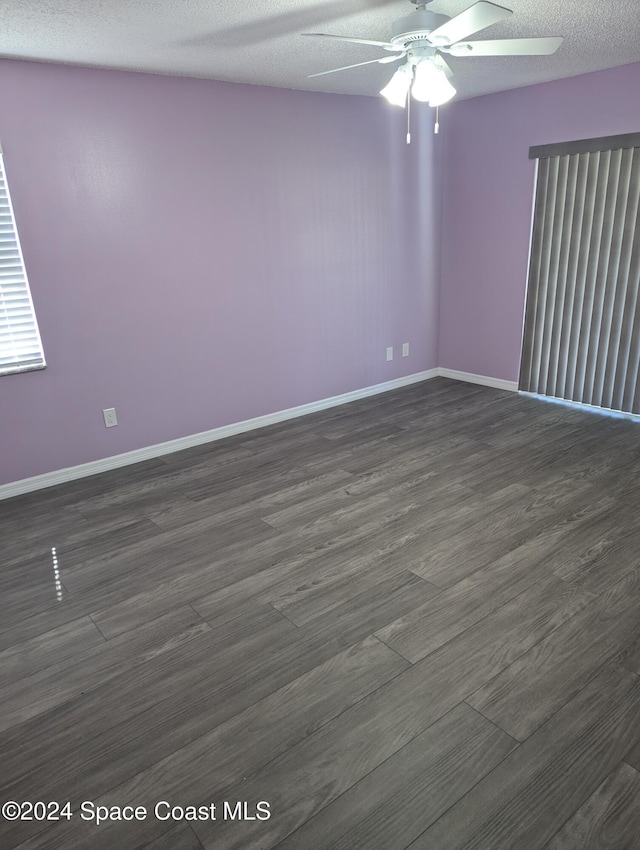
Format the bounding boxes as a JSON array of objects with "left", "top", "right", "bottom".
[
  {"left": 0, "top": 60, "right": 442, "bottom": 485},
  {"left": 439, "top": 62, "right": 640, "bottom": 383}
]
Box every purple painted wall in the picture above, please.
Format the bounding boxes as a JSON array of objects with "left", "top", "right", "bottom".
[
  {"left": 439, "top": 62, "right": 640, "bottom": 383},
  {"left": 0, "top": 60, "right": 442, "bottom": 485}
]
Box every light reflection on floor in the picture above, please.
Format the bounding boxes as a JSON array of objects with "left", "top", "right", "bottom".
[
  {"left": 51, "top": 546, "right": 63, "bottom": 602},
  {"left": 519, "top": 391, "right": 640, "bottom": 423}
]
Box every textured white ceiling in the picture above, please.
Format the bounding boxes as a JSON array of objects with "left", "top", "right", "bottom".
[{"left": 0, "top": 0, "right": 639, "bottom": 100}]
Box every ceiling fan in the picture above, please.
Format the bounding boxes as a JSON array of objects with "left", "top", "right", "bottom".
[{"left": 304, "top": 0, "right": 563, "bottom": 108}]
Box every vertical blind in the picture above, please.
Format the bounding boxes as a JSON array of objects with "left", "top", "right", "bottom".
[
  {"left": 0, "top": 149, "right": 46, "bottom": 376},
  {"left": 520, "top": 139, "right": 640, "bottom": 414}
]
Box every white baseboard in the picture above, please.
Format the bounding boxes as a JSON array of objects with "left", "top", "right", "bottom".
[
  {"left": 437, "top": 367, "right": 519, "bottom": 393},
  {"left": 1, "top": 369, "right": 439, "bottom": 500}
]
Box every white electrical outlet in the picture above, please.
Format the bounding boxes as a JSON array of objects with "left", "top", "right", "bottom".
[
  {"left": 103, "top": 408, "right": 118, "bottom": 428},
  {"left": 402, "top": 342, "right": 410, "bottom": 357},
  {"left": 386, "top": 346, "right": 393, "bottom": 362}
]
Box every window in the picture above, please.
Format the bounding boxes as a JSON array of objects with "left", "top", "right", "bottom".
[
  {"left": 0, "top": 148, "right": 46, "bottom": 376},
  {"left": 520, "top": 134, "right": 640, "bottom": 414}
]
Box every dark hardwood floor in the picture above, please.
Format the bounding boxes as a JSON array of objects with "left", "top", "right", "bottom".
[{"left": 2, "top": 377, "right": 640, "bottom": 849}]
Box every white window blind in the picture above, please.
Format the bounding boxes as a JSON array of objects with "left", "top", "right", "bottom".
[{"left": 0, "top": 148, "right": 46, "bottom": 376}]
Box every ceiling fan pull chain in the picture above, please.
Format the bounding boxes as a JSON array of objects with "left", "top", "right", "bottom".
[
  {"left": 435, "top": 104, "right": 440, "bottom": 134},
  {"left": 406, "top": 90, "right": 412, "bottom": 145}
]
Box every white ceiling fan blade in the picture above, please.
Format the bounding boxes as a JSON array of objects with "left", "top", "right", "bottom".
[
  {"left": 308, "top": 54, "right": 403, "bottom": 78},
  {"left": 302, "top": 33, "right": 405, "bottom": 51},
  {"left": 427, "top": 1, "right": 512, "bottom": 47},
  {"left": 446, "top": 36, "right": 563, "bottom": 56}
]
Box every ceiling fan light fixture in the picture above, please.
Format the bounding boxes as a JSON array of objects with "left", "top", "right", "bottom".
[
  {"left": 380, "top": 63, "right": 413, "bottom": 107},
  {"left": 427, "top": 73, "right": 456, "bottom": 107},
  {"left": 411, "top": 59, "right": 456, "bottom": 106}
]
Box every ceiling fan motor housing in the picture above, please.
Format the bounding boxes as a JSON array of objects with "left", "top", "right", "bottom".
[{"left": 390, "top": 9, "right": 449, "bottom": 45}]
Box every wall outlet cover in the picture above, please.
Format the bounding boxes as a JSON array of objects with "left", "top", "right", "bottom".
[{"left": 103, "top": 408, "right": 118, "bottom": 428}]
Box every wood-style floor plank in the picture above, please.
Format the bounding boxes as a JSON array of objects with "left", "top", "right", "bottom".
[
  {"left": 191, "top": 576, "right": 593, "bottom": 850},
  {"left": 620, "top": 633, "right": 640, "bottom": 676},
  {"left": 89, "top": 499, "right": 443, "bottom": 639},
  {"left": 412, "top": 484, "right": 616, "bottom": 589},
  {"left": 272, "top": 703, "right": 517, "bottom": 850},
  {"left": 554, "top": 523, "right": 640, "bottom": 595},
  {"left": 148, "top": 468, "right": 354, "bottom": 531},
  {"left": 4, "top": 636, "right": 407, "bottom": 850},
  {"left": 0, "top": 605, "right": 212, "bottom": 732},
  {"left": 466, "top": 569, "right": 640, "bottom": 740},
  {"left": 0, "top": 615, "right": 105, "bottom": 684},
  {"left": 546, "top": 762, "right": 640, "bottom": 849},
  {"left": 143, "top": 824, "right": 205, "bottom": 850},
  {"left": 375, "top": 529, "right": 596, "bottom": 663},
  {"left": 1, "top": 378, "right": 639, "bottom": 850},
  {"left": 407, "top": 664, "right": 640, "bottom": 850}
]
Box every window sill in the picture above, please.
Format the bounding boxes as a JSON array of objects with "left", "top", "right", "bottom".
[{"left": 0, "top": 363, "right": 47, "bottom": 377}]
